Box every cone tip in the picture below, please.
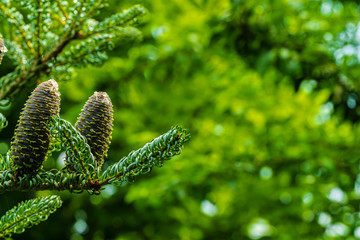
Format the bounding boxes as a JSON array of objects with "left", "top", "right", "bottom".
[{"left": 93, "top": 91, "right": 111, "bottom": 104}]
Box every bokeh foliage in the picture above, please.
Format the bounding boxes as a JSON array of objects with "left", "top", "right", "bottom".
[{"left": 1, "top": 0, "right": 360, "bottom": 239}]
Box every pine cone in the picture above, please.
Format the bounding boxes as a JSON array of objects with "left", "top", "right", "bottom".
[
  {"left": 75, "top": 92, "right": 113, "bottom": 169},
  {"left": 10, "top": 79, "right": 61, "bottom": 177}
]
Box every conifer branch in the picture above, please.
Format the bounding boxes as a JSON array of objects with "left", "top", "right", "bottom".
[
  {"left": 0, "top": 170, "right": 89, "bottom": 192},
  {"left": 55, "top": 0, "right": 69, "bottom": 20},
  {"left": 41, "top": 32, "right": 76, "bottom": 63},
  {"left": 0, "top": 2, "right": 36, "bottom": 55},
  {"left": 0, "top": 1, "right": 188, "bottom": 237},
  {"left": 36, "top": 0, "right": 42, "bottom": 59},
  {"left": 0, "top": 151, "right": 10, "bottom": 171},
  {"left": 0, "top": 61, "right": 47, "bottom": 101},
  {"left": 0, "top": 113, "right": 7, "bottom": 133},
  {"left": 49, "top": 117, "right": 97, "bottom": 177},
  {"left": 54, "top": 44, "right": 109, "bottom": 67},
  {"left": 0, "top": 2, "right": 147, "bottom": 101},
  {"left": 81, "top": 5, "right": 146, "bottom": 38},
  {"left": 82, "top": 0, "right": 105, "bottom": 21},
  {"left": 52, "top": 12, "right": 67, "bottom": 26},
  {"left": 0, "top": 125, "right": 190, "bottom": 194},
  {"left": 100, "top": 125, "right": 190, "bottom": 186},
  {"left": 0, "top": 195, "right": 62, "bottom": 238}
]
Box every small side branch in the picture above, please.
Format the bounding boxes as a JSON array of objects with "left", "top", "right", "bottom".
[
  {"left": 49, "top": 117, "right": 97, "bottom": 178},
  {"left": 100, "top": 126, "right": 190, "bottom": 185},
  {"left": 0, "top": 195, "right": 62, "bottom": 238}
]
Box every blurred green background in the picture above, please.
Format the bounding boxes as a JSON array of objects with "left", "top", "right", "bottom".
[{"left": 1, "top": 0, "right": 360, "bottom": 239}]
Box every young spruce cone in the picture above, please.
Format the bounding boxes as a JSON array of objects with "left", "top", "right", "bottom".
[
  {"left": 75, "top": 92, "right": 113, "bottom": 169},
  {"left": 10, "top": 79, "right": 61, "bottom": 177}
]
